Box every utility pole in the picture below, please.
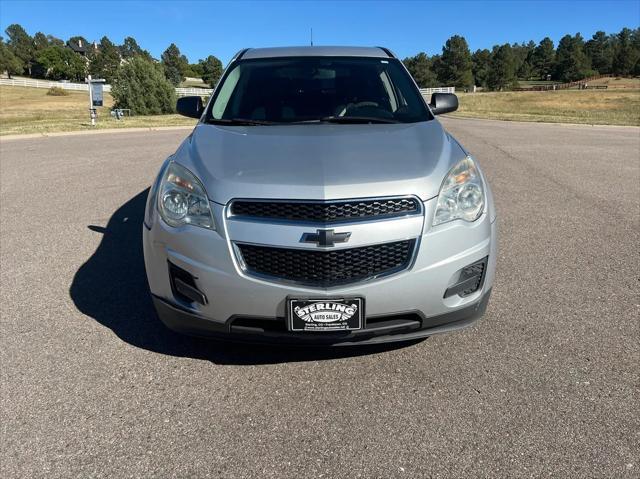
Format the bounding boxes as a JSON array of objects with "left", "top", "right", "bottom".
[{"left": 310, "top": 27, "right": 313, "bottom": 46}]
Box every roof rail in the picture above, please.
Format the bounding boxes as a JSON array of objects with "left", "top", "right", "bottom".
[
  {"left": 233, "top": 48, "right": 251, "bottom": 62},
  {"left": 377, "top": 47, "right": 395, "bottom": 59}
]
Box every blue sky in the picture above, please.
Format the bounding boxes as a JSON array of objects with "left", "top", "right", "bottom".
[{"left": 1, "top": 0, "right": 638, "bottom": 63}]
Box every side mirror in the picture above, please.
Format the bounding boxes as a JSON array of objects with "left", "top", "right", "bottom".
[
  {"left": 429, "top": 93, "right": 458, "bottom": 115},
  {"left": 176, "top": 96, "right": 204, "bottom": 119}
]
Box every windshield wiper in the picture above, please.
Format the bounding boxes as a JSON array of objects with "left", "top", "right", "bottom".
[
  {"left": 318, "top": 116, "right": 399, "bottom": 124},
  {"left": 208, "top": 118, "right": 279, "bottom": 126}
]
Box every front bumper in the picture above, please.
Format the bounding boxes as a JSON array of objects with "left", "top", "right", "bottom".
[
  {"left": 143, "top": 192, "right": 497, "bottom": 344},
  {"left": 152, "top": 288, "right": 492, "bottom": 346}
]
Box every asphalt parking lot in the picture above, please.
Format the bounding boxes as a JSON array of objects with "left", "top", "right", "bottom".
[{"left": 1, "top": 118, "right": 638, "bottom": 478}]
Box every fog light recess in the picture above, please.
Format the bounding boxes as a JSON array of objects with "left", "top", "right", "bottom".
[
  {"left": 168, "top": 261, "right": 208, "bottom": 305},
  {"left": 444, "top": 257, "right": 488, "bottom": 298}
]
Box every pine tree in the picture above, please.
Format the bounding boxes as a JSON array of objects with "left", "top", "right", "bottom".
[
  {"left": 120, "top": 36, "right": 152, "bottom": 61},
  {"left": 4, "top": 24, "right": 33, "bottom": 75},
  {"left": 532, "top": 37, "right": 555, "bottom": 80},
  {"left": 554, "top": 34, "right": 593, "bottom": 82},
  {"left": 200, "top": 55, "right": 223, "bottom": 88},
  {"left": 585, "top": 31, "right": 612, "bottom": 74},
  {"left": 438, "top": 35, "right": 474, "bottom": 89},
  {"left": 402, "top": 52, "right": 437, "bottom": 88},
  {"left": 471, "top": 49, "right": 491, "bottom": 88},
  {"left": 612, "top": 27, "right": 639, "bottom": 76},
  {"left": 487, "top": 44, "right": 517, "bottom": 90},
  {"left": 0, "top": 36, "right": 23, "bottom": 78},
  {"left": 161, "top": 43, "right": 188, "bottom": 86},
  {"left": 89, "top": 36, "right": 121, "bottom": 83},
  {"left": 111, "top": 57, "right": 176, "bottom": 115}
]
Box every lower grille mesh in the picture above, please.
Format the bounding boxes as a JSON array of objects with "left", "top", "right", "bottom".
[{"left": 237, "top": 240, "right": 416, "bottom": 287}]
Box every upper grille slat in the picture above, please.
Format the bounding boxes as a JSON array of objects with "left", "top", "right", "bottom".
[
  {"left": 230, "top": 197, "right": 420, "bottom": 223},
  {"left": 237, "top": 240, "right": 416, "bottom": 287}
]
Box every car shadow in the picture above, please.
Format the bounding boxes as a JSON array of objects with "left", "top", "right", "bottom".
[{"left": 69, "top": 189, "right": 423, "bottom": 365}]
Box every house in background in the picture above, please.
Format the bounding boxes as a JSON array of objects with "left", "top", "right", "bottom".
[{"left": 66, "top": 39, "right": 98, "bottom": 61}]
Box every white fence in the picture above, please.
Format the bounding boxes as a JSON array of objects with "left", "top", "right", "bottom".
[
  {"left": 0, "top": 77, "right": 112, "bottom": 92},
  {"left": 1, "top": 77, "right": 455, "bottom": 99},
  {"left": 0, "top": 78, "right": 216, "bottom": 97},
  {"left": 420, "top": 86, "right": 455, "bottom": 96},
  {"left": 175, "top": 87, "right": 213, "bottom": 97}
]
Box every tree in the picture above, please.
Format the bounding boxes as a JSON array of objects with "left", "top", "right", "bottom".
[
  {"left": 47, "top": 35, "right": 65, "bottom": 47},
  {"left": 4, "top": 24, "right": 33, "bottom": 75},
  {"left": 161, "top": 43, "right": 188, "bottom": 86},
  {"left": 402, "top": 52, "right": 437, "bottom": 88},
  {"left": 487, "top": 44, "right": 518, "bottom": 90},
  {"left": 88, "top": 36, "right": 121, "bottom": 82},
  {"left": 33, "top": 32, "right": 49, "bottom": 51},
  {"left": 68, "top": 36, "right": 89, "bottom": 47},
  {"left": 437, "top": 35, "right": 474, "bottom": 89},
  {"left": 532, "top": 37, "right": 555, "bottom": 80},
  {"left": 632, "top": 28, "right": 640, "bottom": 75},
  {"left": 187, "top": 62, "right": 204, "bottom": 77},
  {"left": 31, "top": 32, "right": 69, "bottom": 78},
  {"left": 554, "top": 33, "right": 593, "bottom": 82},
  {"left": 514, "top": 40, "right": 536, "bottom": 79},
  {"left": 35, "top": 45, "right": 86, "bottom": 81},
  {"left": 0, "top": 37, "right": 23, "bottom": 78},
  {"left": 111, "top": 56, "right": 176, "bottom": 115},
  {"left": 612, "top": 27, "right": 639, "bottom": 76},
  {"left": 471, "top": 49, "right": 491, "bottom": 88},
  {"left": 119, "top": 36, "right": 152, "bottom": 61},
  {"left": 199, "top": 55, "right": 223, "bottom": 87},
  {"left": 585, "top": 31, "right": 612, "bottom": 74}
]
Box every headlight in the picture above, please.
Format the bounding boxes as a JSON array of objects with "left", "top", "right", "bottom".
[
  {"left": 432, "top": 157, "right": 485, "bottom": 226},
  {"left": 157, "top": 162, "right": 215, "bottom": 230}
]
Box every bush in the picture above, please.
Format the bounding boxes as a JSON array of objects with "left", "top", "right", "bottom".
[
  {"left": 111, "top": 57, "right": 176, "bottom": 115},
  {"left": 46, "top": 86, "right": 70, "bottom": 96}
]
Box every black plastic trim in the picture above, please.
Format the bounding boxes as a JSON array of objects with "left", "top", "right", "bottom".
[
  {"left": 227, "top": 195, "right": 423, "bottom": 225},
  {"left": 174, "top": 278, "right": 208, "bottom": 305},
  {"left": 444, "top": 257, "right": 488, "bottom": 298},
  {"left": 235, "top": 239, "right": 417, "bottom": 288},
  {"left": 151, "top": 289, "right": 492, "bottom": 346},
  {"left": 168, "top": 261, "right": 208, "bottom": 306}
]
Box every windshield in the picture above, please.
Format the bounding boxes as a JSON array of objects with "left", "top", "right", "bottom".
[{"left": 207, "top": 57, "right": 431, "bottom": 124}]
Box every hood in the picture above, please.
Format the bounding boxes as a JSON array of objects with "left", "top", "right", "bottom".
[{"left": 175, "top": 120, "right": 465, "bottom": 204}]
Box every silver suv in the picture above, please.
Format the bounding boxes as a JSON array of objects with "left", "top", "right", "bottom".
[{"left": 143, "top": 46, "right": 497, "bottom": 345}]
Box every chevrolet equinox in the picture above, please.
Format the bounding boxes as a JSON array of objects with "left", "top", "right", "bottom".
[{"left": 143, "top": 46, "right": 497, "bottom": 345}]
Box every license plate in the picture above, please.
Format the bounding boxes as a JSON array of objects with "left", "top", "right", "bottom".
[{"left": 287, "top": 298, "right": 364, "bottom": 332}]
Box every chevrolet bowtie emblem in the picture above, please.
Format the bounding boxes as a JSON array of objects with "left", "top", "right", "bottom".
[{"left": 301, "top": 229, "right": 351, "bottom": 248}]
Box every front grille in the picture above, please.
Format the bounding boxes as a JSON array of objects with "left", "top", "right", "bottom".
[
  {"left": 230, "top": 197, "right": 420, "bottom": 223},
  {"left": 236, "top": 240, "right": 416, "bottom": 287}
]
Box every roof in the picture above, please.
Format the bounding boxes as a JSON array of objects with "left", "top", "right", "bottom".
[
  {"left": 239, "top": 46, "right": 394, "bottom": 60},
  {"left": 68, "top": 41, "right": 89, "bottom": 54}
]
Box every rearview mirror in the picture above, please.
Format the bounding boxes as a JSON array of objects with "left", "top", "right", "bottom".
[
  {"left": 176, "top": 96, "right": 204, "bottom": 119},
  {"left": 429, "top": 93, "right": 458, "bottom": 115}
]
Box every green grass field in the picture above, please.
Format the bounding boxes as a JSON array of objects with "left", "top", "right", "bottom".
[
  {"left": 0, "top": 86, "right": 196, "bottom": 136},
  {"left": 455, "top": 88, "right": 640, "bottom": 126}
]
